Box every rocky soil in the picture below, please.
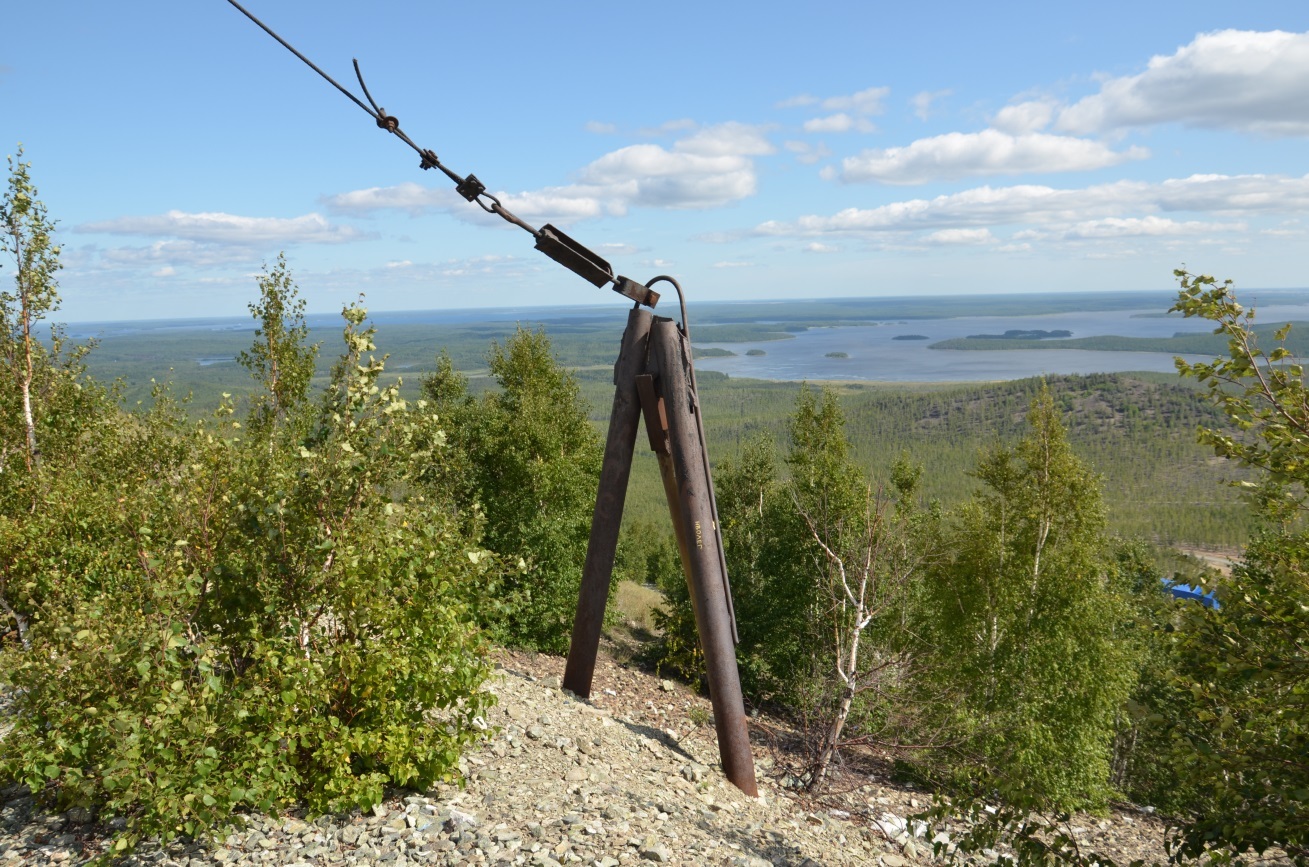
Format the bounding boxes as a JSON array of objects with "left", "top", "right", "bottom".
[{"left": 0, "top": 645, "right": 1244, "bottom": 866}]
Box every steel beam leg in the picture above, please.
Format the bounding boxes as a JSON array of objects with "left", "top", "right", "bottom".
[
  {"left": 649, "top": 318, "right": 759, "bottom": 796},
  {"left": 563, "top": 307, "right": 653, "bottom": 699}
]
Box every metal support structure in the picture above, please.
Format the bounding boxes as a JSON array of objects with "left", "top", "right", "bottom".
[
  {"left": 224, "top": 0, "right": 754, "bottom": 799},
  {"left": 647, "top": 320, "right": 758, "bottom": 796},
  {"left": 635, "top": 374, "right": 694, "bottom": 594},
  {"left": 562, "top": 308, "right": 758, "bottom": 798},
  {"left": 563, "top": 308, "right": 652, "bottom": 697}
]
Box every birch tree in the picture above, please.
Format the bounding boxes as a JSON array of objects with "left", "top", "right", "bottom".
[
  {"left": 0, "top": 147, "right": 62, "bottom": 473},
  {"left": 920, "top": 386, "right": 1134, "bottom": 809},
  {"left": 794, "top": 457, "right": 931, "bottom": 789},
  {"left": 238, "top": 253, "right": 318, "bottom": 437}
]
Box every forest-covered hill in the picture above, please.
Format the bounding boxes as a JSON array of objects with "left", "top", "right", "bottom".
[
  {"left": 74, "top": 311, "right": 1248, "bottom": 551},
  {"left": 601, "top": 370, "right": 1247, "bottom": 550}
]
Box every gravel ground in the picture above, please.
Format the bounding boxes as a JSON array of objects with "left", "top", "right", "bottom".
[{"left": 0, "top": 644, "right": 1286, "bottom": 866}]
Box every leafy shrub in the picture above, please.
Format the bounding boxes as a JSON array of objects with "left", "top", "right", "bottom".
[
  {"left": 422, "top": 327, "right": 601, "bottom": 652},
  {"left": 0, "top": 245, "right": 492, "bottom": 854},
  {"left": 1164, "top": 270, "right": 1309, "bottom": 862}
]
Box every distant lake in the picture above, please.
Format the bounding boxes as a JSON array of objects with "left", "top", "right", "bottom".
[
  {"left": 693, "top": 303, "right": 1309, "bottom": 383},
  {"left": 61, "top": 291, "right": 1309, "bottom": 386}
]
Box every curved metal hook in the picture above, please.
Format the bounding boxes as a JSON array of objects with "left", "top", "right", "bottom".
[{"left": 646, "top": 276, "right": 688, "bottom": 339}]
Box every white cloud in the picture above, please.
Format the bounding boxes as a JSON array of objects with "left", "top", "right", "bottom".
[
  {"left": 711, "top": 260, "right": 754, "bottom": 269},
  {"left": 1059, "top": 216, "right": 1245, "bottom": 239},
  {"left": 1153, "top": 172, "right": 1309, "bottom": 214},
  {"left": 803, "top": 242, "right": 841, "bottom": 254},
  {"left": 1015, "top": 216, "right": 1247, "bottom": 241},
  {"left": 95, "top": 239, "right": 262, "bottom": 270},
  {"left": 577, "top": 145, "right": 757, "bottom": 209},
  {"left": 585, "top": 120, "right": 617, "bottom": 134},
  {"left": 636, "top": 118, "right": 698, "bottom": 137},
  {"left": 324, "top": 182, "right": 604, "bottom": 225},
  {"left": 776, "top": 94, "right": 818, "bottom": 109},
  {"left": 1056, "top": 29, "right": 1309, "bottom": 136},
  {"left": 78, "top": 210, "right": 367, "bottom": 245},
  {"left": 596, "top": 242, "right": 642, "bottom": 256},
  {"left": 911, "top": 89, "right": 952, "bottom": 121},
  {"left": 783, "top": 140, "right": 832, "bottom": 165},
  {"left": 674, "top": 122, "right": 775, "bottom": 157},
  {"left": 803, "top": 113, "right": 876, "bottom": 134},
  {"left": 925, "top": 228, "right": 995, "bottom": 245},
  {"left": 839, "top": 130, "right": 1148, "bottom": 184},
  {"left": 822, "top": 86, "right": 890, "bottom": 115},
  {"left": 753, "top": 172, "right": 1309, "bottom": 240},
  {"left": 991, "top": 99, "right": 1058, "bottom": 134},
  {"left": 433, "top": 254, "right": 520, "bottom": 278},
  {"left": 324, "top": 182, "right": 459, "bottom": 217},
  {"left": 326, "top": 123, "right": 773, "bottom": 220},
  {"left": 494, "top": 189, "right": 609, "bottom": 220},
  {"left": 784, "top": 87, "right": 889, "bottom": 134}
]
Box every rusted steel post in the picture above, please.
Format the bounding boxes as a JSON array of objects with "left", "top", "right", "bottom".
[
  {"left": 635, "top": 375, "right": 695, "bottom": 594},
  {"left": 563, "top": 307, "right": 653, "bottom": 699},
  {"left": 649, "top": 318, "right": 759, "bottom": 797}
]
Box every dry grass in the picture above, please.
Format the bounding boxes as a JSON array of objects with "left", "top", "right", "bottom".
[{"left": 613, "top": 581, "right": 666, "bottom": 633}]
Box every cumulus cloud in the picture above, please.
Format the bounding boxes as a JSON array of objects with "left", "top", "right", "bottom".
[
  {"left": 576, "top": 145, "right": 757, "bottom": 209},
  {"left": 1056, "top": 29, "right": 1309, "bottom": 136},
  {"left": 674, "top": 122, "right": 775, "bottom": 157},
  {"left": 326, "top": 122, "right": 773, "bottom": 221},
  {"left": 992, "top": 100, "right": 1058, "bottom": 134},
  {"left": 77, "top": 210, "right": 367, "bottom": 245},
  {"left": 753, "top": 172, "right": 1309, "bottom": 240},
  {"left": 839, "top": 130, "right": 1148, "bottom": 184}
]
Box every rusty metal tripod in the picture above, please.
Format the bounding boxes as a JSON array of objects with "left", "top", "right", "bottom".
[
  {"left": 224, "top": 0, "right": 757, "bottom": 797},
  {"left": 562, "top": 282, "right": 758, "bottom": 797}
]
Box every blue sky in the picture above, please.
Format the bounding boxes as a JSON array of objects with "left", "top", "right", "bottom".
[{"left": 3, "top": 1, "right": 1307, "bottom": 321}]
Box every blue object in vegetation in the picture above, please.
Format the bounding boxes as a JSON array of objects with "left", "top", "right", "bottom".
[{"left": 1164, "top": 580, "right": 1220, "bottom": 610}]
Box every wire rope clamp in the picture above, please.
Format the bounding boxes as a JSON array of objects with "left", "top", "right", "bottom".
[{"left": 456, "top": 173, "right": 487, "bottom": 202}]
